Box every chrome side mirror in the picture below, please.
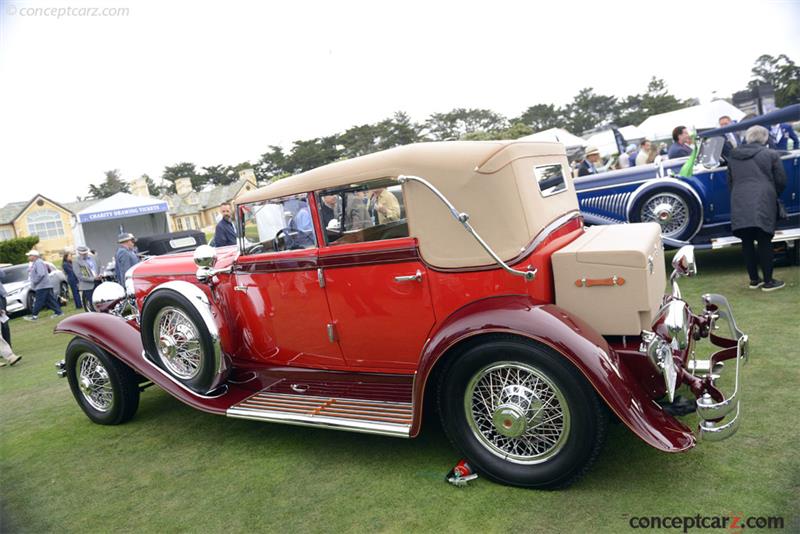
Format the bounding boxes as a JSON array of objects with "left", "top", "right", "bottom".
[
  {"left": 193, "top": 245, "right": 217, "bottom": 268},
  {"left": 672, "top": 245, "right": 697, "bottom": 278},
  {"left": 193, "top": 244, "right": 231, "bottom": 284}
]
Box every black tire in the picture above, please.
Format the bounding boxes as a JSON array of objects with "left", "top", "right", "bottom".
[
  {"left": 65, "top": 338, "right": 140, "bottom": 425},
  {"left": 140, "top": 289, "right": 218, "bottom": 393},
  {"left": 59, "top": 282, "right": 69, "bottom": 305},
  {"left": 629, "top": 187, "right": 702, "bottom": 242},
  {"left": 438, "top": 336, "right": 607, "bottom": 489},
  {"left": 26, "top": 291, "right": 34, "bottom": 312}
]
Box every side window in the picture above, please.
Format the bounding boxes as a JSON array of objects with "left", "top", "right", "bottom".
[
  {"left": 239, "top": 193, "right": 316, "bottom": 255},
  {"left": 534, "top": 164, "right": 568, "bottom": 197},
  {"left": 316, "top": 178, "right": 409, "bottom": 246}
]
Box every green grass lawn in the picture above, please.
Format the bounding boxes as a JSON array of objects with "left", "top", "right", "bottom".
[{"left": 1, "top": 248, "right": 798, "bottom": 533}]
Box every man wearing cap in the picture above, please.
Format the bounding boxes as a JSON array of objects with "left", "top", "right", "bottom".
[
  {"left": 24, "top": 250, "right": 63, "bottom": 321},
  {"left": 115, "top": 233, "right": 139, "bottom": 286},
  {"left": 75, "top": 245, "right": 100, "bottom": 311},
  {"left": 578, "top": 147, "right": 602, "bottom": 176}
]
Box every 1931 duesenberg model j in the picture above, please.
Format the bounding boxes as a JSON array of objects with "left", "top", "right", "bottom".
[{"left": 55, "top": 141, "right": 747, "bottom": 489}]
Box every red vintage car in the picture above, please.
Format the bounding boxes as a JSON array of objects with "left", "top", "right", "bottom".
[{"left": 55, "top": 141, "right": 747, "bottom": 489}]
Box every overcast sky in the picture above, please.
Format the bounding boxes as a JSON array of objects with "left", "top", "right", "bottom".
[{"left": 1, "top": 0, "right": 798, "bottom": 203}]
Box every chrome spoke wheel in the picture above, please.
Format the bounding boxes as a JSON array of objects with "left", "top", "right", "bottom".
[
  {"left": 464, "top": 362, "right": 570, "bottom": 464},
  {"left": 640, "top": 193, "right": 690, "bottom": 238},
  {"left": 153, "top": 306, "right": 203, "bottom": 379},
  {"left": 76, "top": 353, "right": 114, "bottom": 412}
]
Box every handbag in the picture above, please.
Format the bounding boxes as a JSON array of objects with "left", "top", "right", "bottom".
[{"left": 777, "top": 199, "right": 788, "bottom": 220}]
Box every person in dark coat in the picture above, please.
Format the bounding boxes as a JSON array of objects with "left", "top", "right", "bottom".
[
  {"left": 213, "top": 203, "right": 237, "bottom": 247},
  {"left": 61, "top": 251, "right": 83, "bottom": 309},
  {"left": 577, "top": 146, "right": 601, "bottom": 176},
  {"left": 727, "top": 125, "right": 787, "bottom": 292},
  {"left": 667, "top": 126, "right": 693, "bottom": 159}
]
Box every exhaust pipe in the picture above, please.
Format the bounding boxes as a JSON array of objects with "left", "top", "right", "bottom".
[{"left": 55, "top": 359, "right": 66, "bottom": 378}]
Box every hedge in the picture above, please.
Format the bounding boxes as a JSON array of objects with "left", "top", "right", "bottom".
[{"left": 0, "top": 236, "right": 40, "bottom": 265}]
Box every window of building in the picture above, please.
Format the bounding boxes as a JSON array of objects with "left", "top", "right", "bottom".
[
  {"left": 26, "top": 209, "right": 65, "bottom": 240},
  {"left": 316, "top": 178, "right": 408, "bottom": 246},
  {"left": 0, "top": 228, "right": 14, "bottom": 241},
  {"left": 240, "top": 193, "right": 316, "bottom": 255}
]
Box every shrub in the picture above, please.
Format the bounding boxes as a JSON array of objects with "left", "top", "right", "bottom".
[{"left": 0, "top": 236, "right": 40, "bottom": 265}]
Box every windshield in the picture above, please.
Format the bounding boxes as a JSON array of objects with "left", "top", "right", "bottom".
[
  {"left": 239, "top": 194, "right": 316, "bottom": 254},
  {"left": 1, "top": 265, "right": 28, "bottom": 284},
  {"left": 698, "top": 136, "right": 725, "bottom": 169}
]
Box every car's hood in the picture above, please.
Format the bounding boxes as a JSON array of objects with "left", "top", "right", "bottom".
[{"left": 133, "top": 246, "right": 239, "bottom": 278}]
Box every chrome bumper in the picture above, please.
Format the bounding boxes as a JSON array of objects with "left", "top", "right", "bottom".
[{"left": 694, "top": 293, "right": 748, "bottom": 442}]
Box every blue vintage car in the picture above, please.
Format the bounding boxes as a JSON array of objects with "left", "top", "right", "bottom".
[{"left": 575, "top": 105, "right": 800, "bottom": 251}]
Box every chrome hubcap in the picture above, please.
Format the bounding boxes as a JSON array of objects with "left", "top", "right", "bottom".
[
  {"left": 465, "top": 362, "right": 570, "bottom": 464},
  {"left": 153, "top": 307, "right": 202, "bottom": 379},
  {"left": 76, "top": 353, "right": 113, "bottom": 412},
  {"left": 641, "top": 193, "right": 690, "bottom": 237}
]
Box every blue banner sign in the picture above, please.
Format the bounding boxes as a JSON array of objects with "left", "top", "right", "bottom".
[{"left": 79, "top": 202, "right": 168, "bottom": 223}]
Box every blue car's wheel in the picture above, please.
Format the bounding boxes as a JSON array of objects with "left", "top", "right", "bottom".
[{"left": 630, "top": 188, "right": 702, "bottom": 242}]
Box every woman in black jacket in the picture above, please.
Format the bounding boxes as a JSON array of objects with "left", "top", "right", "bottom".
[{"left": 727, "top": 125, "right": 787, "bottom": 291}]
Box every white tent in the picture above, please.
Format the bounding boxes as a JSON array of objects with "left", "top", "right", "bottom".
[
  {"left": 637, "top": 101, "right": 745, "bottom": 141},
  {"left": 518, "top": 128, "right": 588, "bottom": 147},
  {"left": 584, "top": 125, "right": 646, "bottom": 157},
  {"left": 73, "top": 192, "right": 170, "bottom": 264}
]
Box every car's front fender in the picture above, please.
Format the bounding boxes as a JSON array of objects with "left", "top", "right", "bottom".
[{"left": 413, "top": 295, "right": 695, "bottom": 452}]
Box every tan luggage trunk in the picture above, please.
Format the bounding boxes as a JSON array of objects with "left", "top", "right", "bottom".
[{"left": 551, "top": 223, "right": 666, "bottom": 336}]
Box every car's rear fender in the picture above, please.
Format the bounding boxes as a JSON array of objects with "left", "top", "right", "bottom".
[{"left": 412, "top": 294, "right": 695, "bottom": 452}]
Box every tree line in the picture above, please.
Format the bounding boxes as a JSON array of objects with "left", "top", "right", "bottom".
[{"left": 85, "top": 54, "right": 798, "bottom": 198}]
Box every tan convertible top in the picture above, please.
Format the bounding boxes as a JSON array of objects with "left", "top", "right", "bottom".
[{"left": 237, "top": 141, "right": 579, "bottom": 269}]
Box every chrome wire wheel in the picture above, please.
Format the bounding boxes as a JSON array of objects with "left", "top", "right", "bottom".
[
  {"left": 640, "top": 192, "right": 689, "bottom": 238},
  {"left": 152, "top": 306, "right": 203, "bottom": 380},
  {"left": 464, "top": 362, "right": 571, "bottom": 464},
  {"left": 76, "top": 352, "right": 114, "bottom": 412}
]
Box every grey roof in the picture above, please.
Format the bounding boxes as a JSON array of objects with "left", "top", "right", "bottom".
[
  {"left": 0, "top": 201, "right": 28, "bottom": 225},
  {"left": 64, "top": 199, "right": 100, "bottom": 213},
  {"left": 0, "top": 197, "right": 101, "bottom": 225},
  {"left": 163, "top": 179, "right": 252, "bottom": 216}
]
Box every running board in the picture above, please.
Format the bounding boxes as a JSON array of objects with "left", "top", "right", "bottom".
[
  {"left": 227, "top": 391, "right": 413, "bottom": 438},
  {"left": 711, "top": 228, "right": 800, "bottom": 249}
]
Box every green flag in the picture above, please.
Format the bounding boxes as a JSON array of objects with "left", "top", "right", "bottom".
[{"left": 678, "top": 132, "right": 698, "bottom": 178}]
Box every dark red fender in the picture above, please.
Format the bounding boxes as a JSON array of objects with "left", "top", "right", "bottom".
[
  {"left": 54, "top": 313, "right": 255, "bottom": 414},
  {"left": 412, "top": 295, "right": 696, "bottom": 452}
]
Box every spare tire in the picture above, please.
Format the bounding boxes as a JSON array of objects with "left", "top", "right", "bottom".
[{"left": 140, "top": 289, "right": 219, "bottom": 393}]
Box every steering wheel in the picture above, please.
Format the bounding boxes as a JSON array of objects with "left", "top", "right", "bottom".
[{"left": 273, "top": 229, "right": 286, "bottom": 252}]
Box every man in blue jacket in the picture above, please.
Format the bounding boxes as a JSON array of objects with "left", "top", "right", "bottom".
[
  {"left": 213, "top": 203, "right": 237, "bottom": 247},
  {"left": 115, "top": 233, "right": 140, "bottom": 285},
  {"left": 668, "top": 126, "right": 693, "bottom": 159},
  {"left": 24, "top": 250, "right": 63, "bottom": 321}
]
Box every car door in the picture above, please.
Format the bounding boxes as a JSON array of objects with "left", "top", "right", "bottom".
[
  {"left": 315, "top": 179, "right": 436, "bottom": 372},
  {"left": 231, "top": 193, "right": 346, "bottom": 368}
]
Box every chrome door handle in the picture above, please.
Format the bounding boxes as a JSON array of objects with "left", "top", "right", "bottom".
[
  {"left": 394, "top": 270, "right": 423, "bottom": 283},
  {"left": 234, "top": 285, "right": 249, "bottom": 292}
]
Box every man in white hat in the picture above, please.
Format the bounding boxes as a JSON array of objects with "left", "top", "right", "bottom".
[
  {"left": 115, "top": 233, "right": 139, "bottom": 285},
  {"left": 24, "top": 249, "right": 63, "bottom": 321},
  {"left": 578, "top": 146, "right": 602, "bottom": 176}
]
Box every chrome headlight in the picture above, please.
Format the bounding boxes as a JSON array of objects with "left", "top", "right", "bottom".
[{"left": 92, "top": 282, "right": 126, "bottom": 314}]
